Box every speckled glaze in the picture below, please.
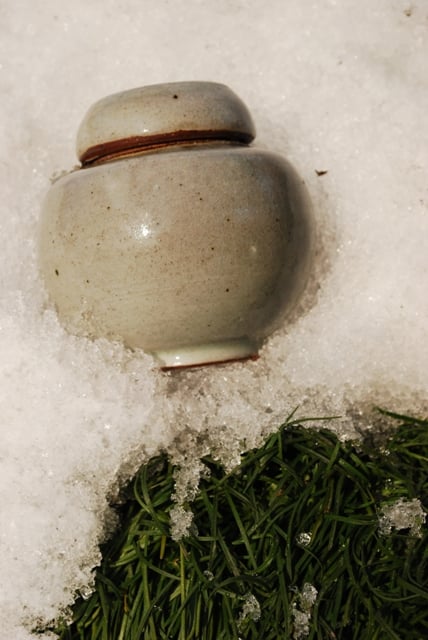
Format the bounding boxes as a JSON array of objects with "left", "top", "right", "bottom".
[{"left": 39, "top": 82, "right": 313, "bottom": 367}]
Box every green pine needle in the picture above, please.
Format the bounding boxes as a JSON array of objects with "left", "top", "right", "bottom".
[{"left": 48, "top": 412, "right": 428, "bottom": 640}]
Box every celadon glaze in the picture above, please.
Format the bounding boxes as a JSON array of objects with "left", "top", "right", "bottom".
[{"left": 39, "top": 82, "right": 313, "bottom": 367}]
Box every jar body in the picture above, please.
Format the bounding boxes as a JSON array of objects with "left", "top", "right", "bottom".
[{"left": 39, "top": 143, "right": 312, "bottom": 367}]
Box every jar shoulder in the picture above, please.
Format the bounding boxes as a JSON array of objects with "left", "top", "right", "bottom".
[
  {"left": 52, "top": 144, "right": 298, "bottom": 186},
  {"left": 41, "top": 145, "right": 309, "bottom": 227}
]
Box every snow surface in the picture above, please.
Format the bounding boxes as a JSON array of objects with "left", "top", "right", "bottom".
[{"left": 1, "top": 0, "right": 428, "bottom": 636}]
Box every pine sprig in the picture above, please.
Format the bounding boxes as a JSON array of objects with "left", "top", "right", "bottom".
[{"left": 52, "top": 413, "right": 428, "bottom": 640}]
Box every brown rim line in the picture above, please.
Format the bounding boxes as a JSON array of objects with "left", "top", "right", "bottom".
[
  {"left": 80, "top": 129, "right": 254, "bottom": 166},
  {"left": 161, "top": 353, "right": 260, "bottom": 372}
]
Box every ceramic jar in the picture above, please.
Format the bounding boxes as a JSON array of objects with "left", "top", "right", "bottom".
[{"left": 38, "top": 81, "right": 313, "bottom": 367}]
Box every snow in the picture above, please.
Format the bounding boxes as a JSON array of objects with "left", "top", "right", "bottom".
[
  {"left": 291, "top": 583, "right": 318, "bottom": 640},
  {"left": 379, "top": 497, "right": 426, "bottom": 537},
  {"left": 1, "top": 0, "right": 428, "bottom": 636}
]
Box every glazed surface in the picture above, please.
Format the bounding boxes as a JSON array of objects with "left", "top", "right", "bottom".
[
  {"left": 76, "top": 82, "right": 256, "bottom": 163},
  {"left": 39, "top": 144, "right": 312, "bottom": 357}
]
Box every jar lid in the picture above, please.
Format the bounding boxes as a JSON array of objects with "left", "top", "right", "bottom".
[{"left": 76, "top": 81, "right": 256, "bottom": 164}]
